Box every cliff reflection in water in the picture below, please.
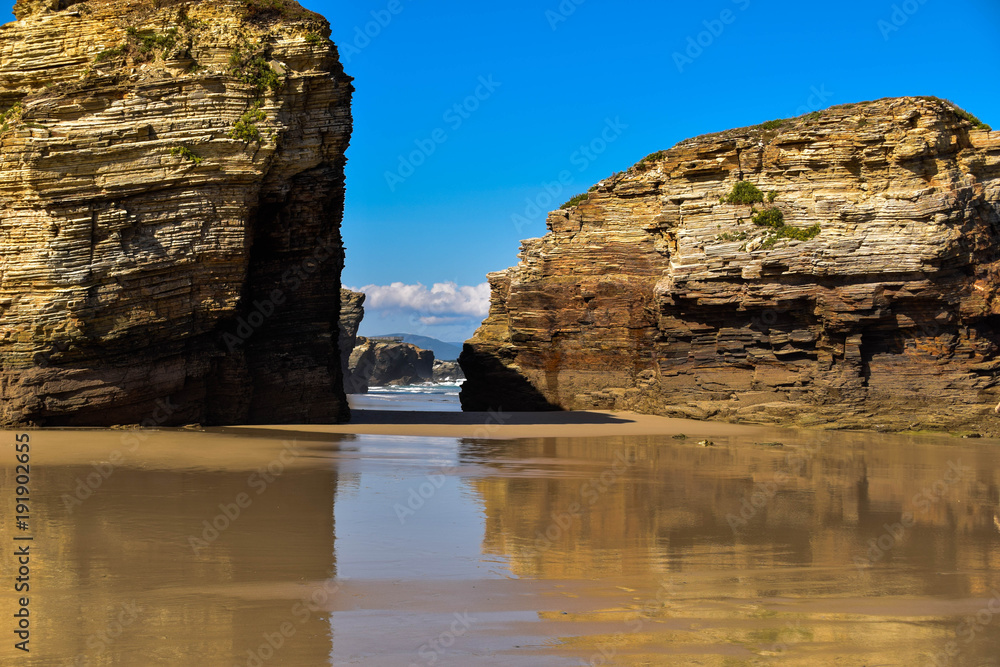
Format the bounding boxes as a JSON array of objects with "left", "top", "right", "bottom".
[
  {"left": 460, "top": 431, "right": 1000, "bottom": 664},
  {"left": 4, "top": 426, "right": 1000, "bottom": 665},
  {"left": 0, "top": 430, "right": 345, "bottom": 666}
]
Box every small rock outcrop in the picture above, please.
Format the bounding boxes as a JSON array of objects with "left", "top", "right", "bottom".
[
  {"left": 347, "top": 338, "right": 434, "bottom": 392},
  {"left": 461, "top": 97, "right": 1000, "bottom": 434},
  {"left": 432, "top": 359, "right": 464, "bottom": 383},
  {"left": 0, "top": 0, "right": 354, "bottom": 425}
]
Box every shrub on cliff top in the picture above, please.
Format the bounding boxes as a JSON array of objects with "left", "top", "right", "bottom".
[
  {"left": 561, "top": 193, "right": 589, "bottom": 209},
  {"left": 950, "top": 104, "right": 991, "bottom": 131},
  {"left": 722, "top": 181, "right": 765, "bottom": 205},
  {"left": 634, "top": 150, "right": 668, "bottom": 172},
  {"left": 925, "top": 97, "right": 992, "bottom": 131},
  {"left": 240, "top": 0, "right": 322, "bottom": 25}
]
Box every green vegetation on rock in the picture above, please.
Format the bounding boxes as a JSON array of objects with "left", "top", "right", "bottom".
[
  {"left": 170, "top": 145, "right": 204, "bottom": 164},
  {"left": 228, "top": 102, "right": 267, "bottom": 144},
  {"left": 925, "top": 97, "right": 992, "bottom": 131},
  {"left": 0, "top": 102, "right": 24, "bottom": 134},
  {"left": 760, "top": 224, "right": 821, "bottom": 249},
  {"left": 716, "top": 230, "right": 750, "bottom": 242},
  {"left": 742, "top": 206, "right": 820, "bottom": 249},
  {"left": 93, "top": 26, "right": 182, "bottom": 66},
  {"left": 229, "top": 44, "right": 283, "bottom": 95},
  {"left": 634, "top": 150, "right": 667, "bottom": 172},
  {"left": 722, "top": 181, "right": 765, "bottom": 205},
  {"left": 561, "top": 193, "right": 589, "bottom": 209},
  {"left": 240, "top": 0, "right": 321, "bottom": 24},
  {"left": 751, "top": 207, "right": 784, "bottom": 228},
  {"left": 949, "top": 104, "right": 991, "bottom": 131},
  {"left": 127, "top": 26, "right": 178, "bottom": 55}
]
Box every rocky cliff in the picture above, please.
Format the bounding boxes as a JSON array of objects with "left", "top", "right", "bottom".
[
  {"left": 0, "top": 0, "right": 353, "bottom": 425},
  {"left": 338, "top": 288, "right": 364, "bottom": 391},
  {"left": 461, "top": 97, "right": 1000, "bottom": 433},
  {"left": 347, "top": 338, "right": 434, "bottom": 392}
]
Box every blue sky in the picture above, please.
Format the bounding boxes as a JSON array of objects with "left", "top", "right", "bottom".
[
  {"left": 7, "top": 1, "right": 999, "bottom": 343},
  {"left": 315, "top": 0, "right": 999, "bottom": 341}
]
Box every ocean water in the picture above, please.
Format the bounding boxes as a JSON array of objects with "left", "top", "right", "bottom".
[
  {"left": 350, "top": 382, "right": 463, "bottom": 412},
  {"left": 2, "top": 387, "right": 1000, "bottom": 666}
]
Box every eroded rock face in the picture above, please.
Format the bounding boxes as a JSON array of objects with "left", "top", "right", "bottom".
[
  {"left": 0, "top": 0, "right": 354, "bottom": 425},
  {"left": 461, "top": 97, "right": 1000, "bottom": 433},
  {"left": 338, "top": 288, "right": 365, "bottom": 391}
]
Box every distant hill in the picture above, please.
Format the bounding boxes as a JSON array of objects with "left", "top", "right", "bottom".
[{"left": 374, "top": 334, "right": 464, "bottom": 360}]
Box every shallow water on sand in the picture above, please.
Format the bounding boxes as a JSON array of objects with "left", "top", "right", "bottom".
[{"left": 2, "top": 420, "right": 1000, "bottom": 666}]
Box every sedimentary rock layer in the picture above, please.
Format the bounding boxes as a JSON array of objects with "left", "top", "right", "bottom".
[
  {"left": 461, "top": 97, "right": 1000, "bottom": 433},
  {"left": 0, "top": 0, "right": 353, "bottom": 425},
  {"left": 338, "top": 288, "right": 365, "bottom": 391}
]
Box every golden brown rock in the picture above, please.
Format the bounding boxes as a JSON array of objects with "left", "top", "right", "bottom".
[
  {"left": 461, "top": 97, "right": 1000, "bottom": 434},
  {"left": 0, "top": 0, "right": 353, "bottom": 425}
]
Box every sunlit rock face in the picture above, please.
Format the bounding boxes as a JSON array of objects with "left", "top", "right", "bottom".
[
  {"left": 461, "top": 97, "right": 1000, "bottom": 434},
  {"left": 0, "top": 0, "right": 354, "bottom": 425}
]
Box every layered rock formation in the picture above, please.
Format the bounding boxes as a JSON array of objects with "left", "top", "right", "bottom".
[
  {"left": 338, "top": 288, "right": 365, "bottom": 391},
  {"left": 461, "top": 97, "right": 1000, "bottom": 433},
  {"left": 346, "top": 337, "right": 434, "bottom": 392},
  {"left": 0, "top": 0, "right": 353, "bottom": 425}
]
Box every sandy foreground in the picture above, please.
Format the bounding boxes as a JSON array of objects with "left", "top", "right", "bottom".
[
  {"left": 233, "top": 409, "right": 779, "bottom": 440},
  {"left": 4, "top": 411, "right": 1000, "bottom": 665}
]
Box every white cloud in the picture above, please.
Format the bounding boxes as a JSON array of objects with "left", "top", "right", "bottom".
[
  {"left": 417, "top": 315, "right": 468, "bottom": 325},
  {"left": 348, "top": 282, "right": 491, "bottom": 319}
]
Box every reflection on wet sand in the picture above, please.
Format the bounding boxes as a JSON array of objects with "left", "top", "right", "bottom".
[
  {"left": 462, "top": 430, "right": 1000, "bottom": 665},
  {"left": 2, "top": 424, "right": 999, "bottom": 666},
  {"left": 0, "top": 430, "right": 344, "bottom": 666}
]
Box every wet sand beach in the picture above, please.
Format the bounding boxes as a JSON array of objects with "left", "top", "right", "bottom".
[{"left": 2, "top": 407, "right": 1000, "bottom": 666}]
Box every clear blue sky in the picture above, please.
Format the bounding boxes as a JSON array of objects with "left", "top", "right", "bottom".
[
  {"left": 313, "top": 0, "right": 999, "bottom": 340},
  {"left": 6, "top": 1, "right": 999, "bottom": 342}
]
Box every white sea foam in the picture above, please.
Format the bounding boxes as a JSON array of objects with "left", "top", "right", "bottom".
[{"left": 367, "top": 382, "right": 462, "bottom": 396}]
